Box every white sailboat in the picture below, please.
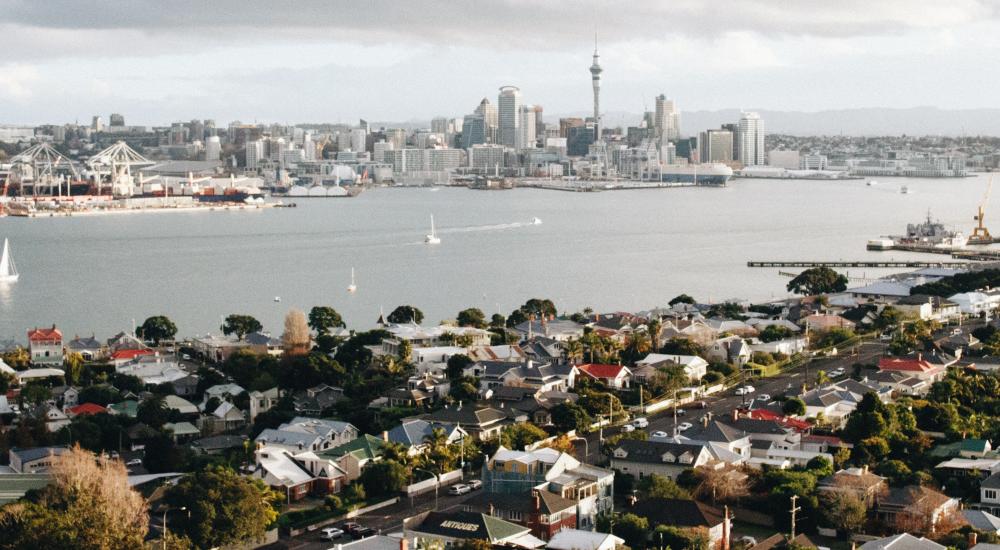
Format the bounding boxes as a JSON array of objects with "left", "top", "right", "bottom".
[
  {"left": 0, "top": 238, "right": 19, "bottom": 283},
  {"left": 347, "top": 267, "right": 357, "bottom": 293},
  {"left": 425, "top": 215, "right": 441, "bottom": 244}
]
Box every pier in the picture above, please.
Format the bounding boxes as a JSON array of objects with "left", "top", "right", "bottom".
[{"left": 748, "top": 260, "right": 977, "bottom": 268}]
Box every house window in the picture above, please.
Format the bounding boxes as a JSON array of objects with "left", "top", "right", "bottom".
[
  {"left": 986, "top": 489, "right": 998, "bottom": 501},
  {"left": 510, "top": 511, "right": 522, "bottom": 521}
]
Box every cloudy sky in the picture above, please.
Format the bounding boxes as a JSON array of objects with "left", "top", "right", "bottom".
[{"left": 0, "top": 0, "right": 997, "bottom": 125}]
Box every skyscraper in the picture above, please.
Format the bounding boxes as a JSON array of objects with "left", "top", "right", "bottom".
[
  {"left": 654, "top": 95, "right": 680, "bottom": 142},
  {"left": 498, "top": 86, "right": 521, "bottom": 148},
  {"left": 738, "top": 112, "right": 765, "bottom": 166},
  {"left": 519, "top": 105, "right": 537, "bottom": 150},
  {"left": 589, "top": 43, "right": 602, "bottom": 140},
  {"left": 475, "top": 98, "right": 498, "bottom": 143},
  {"left": 205, "top": 135, "right": 221, "bottom": 161},
  {"left": 698, "top": 130, "right": 734, "bottom": 164},
  {"left": 462, "top": 114, "right": 486, "bottom": 148}
]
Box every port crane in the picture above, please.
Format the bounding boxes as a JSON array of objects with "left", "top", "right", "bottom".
[{"left": 970, "top": 175, "right": 994, "bottom": 245}]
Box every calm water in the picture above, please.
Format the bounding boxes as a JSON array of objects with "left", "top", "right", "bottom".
[{"left": 0, "top": 176, "right": 994, "bottom": 342}]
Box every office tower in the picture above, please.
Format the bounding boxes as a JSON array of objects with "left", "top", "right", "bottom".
[
  {"left": 590, "top": 44, "right": 602, "bottom": 140},
  {"left": 431, "top": 117, "right": 449, "bottom": 134},
  {"left": 303, "top": 132, "right": 316, "bottom": 161},
  {"left": 533, "top": 105, "right": 544, "bottom": 139},
  {"left": 205, "top": 119, "right": 217, "bottom": 137},
  {"left": 567, "top": 124, "right": 596, "bottom": 156},
  {"left": 559, "top": 118, "right": 584, "bottom": 138},
  {"left": 246, "top": 140, "right": 264, "bottom": 169},
  {"left": 462, "top": 114, "right": 486, "bottom": 148},
  {"left": 738, "top": 112, "right": 765, "bottom": 166},
  {"left": 205, "top": 136, "right": 221, "bottom": 161},
  {"left": 654, "top": 95, "right": 680, "bottom": 142},
  {"left": 698, "top": 130, "right": 734, "bottom": 163},
  {"left": 498, "top": 86, "right": 521, "bottom": 148},
  {"left": 721, "top": 123, "right": 740, "bottom": 162},
  {"left": 468, "top": 144, "right": 505, "bottom": 172},
  {"left": 373, "top": 140, "right": 393, "bottom": 164},
  {"left": 385, "top": 128, "right": 407, "bottom": 149},
  {"left": 474, "top": 98, "right": 498, "bottom": 143},
  {"left": 643, "top": 111, "right": 655, "bottom": 129},
  {"left": 519, "top": 105, "right": 536, "bottom": 150},
  {"left": 351, "top": 128, "right": 367, "bottom": 153},
  {"left": 109, "top": 113, "right": 125, "bottom": 127},
  {"left": 91, "top": 116, "right": 104, "bottom": 132}
]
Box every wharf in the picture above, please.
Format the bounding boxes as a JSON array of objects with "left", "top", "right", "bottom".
[{"left": 748, "top": 260, "right": 976, "bottom": 268}]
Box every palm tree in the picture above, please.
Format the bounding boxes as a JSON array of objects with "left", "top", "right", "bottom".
[
  {"left": 381, "top": 441, "right": 411, "bottom": 466},
  {"left": 624, "top": 331, "right": 651, "bottom": 362},
  {"left": 421, "top": 428, "right": 454, "bottom": 473},
  {"left": 646, "top": 318, "right": 662, "bottom": 351},
  {"left": 564, "top": 338, "right": 584, "bottom": 365}
]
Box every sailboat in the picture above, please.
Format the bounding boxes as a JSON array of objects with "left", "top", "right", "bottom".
[
  {"left": 347, "top": 267, "right": 357, "bottom": 293},
  {"left": 425, "top": 215, "right": 441, "bottom": 244},
  {"left": 1, "top": 238, "right": 19, "bottom": 283}
]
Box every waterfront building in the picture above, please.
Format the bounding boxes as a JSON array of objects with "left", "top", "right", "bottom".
[
  {"left": 498, "top": 86, "right": 522, "bottom": 148},
  {"left": 699, "top": 130, "right": 734, "bottom": 164},
  {"left": 205, "top": 135, "right": 221, "bottom": 161},
  {"left": 801, "top": 154, "right": 829, "bottom": 170},
  {"left": 768, "top": 149, "right": 800, "bottom": 170},
  {"left": 738, "top": 112, "right": 765, "bottom": 166},
  {"left": 469, "top": 144, "right": 505, "bottom": 173}
]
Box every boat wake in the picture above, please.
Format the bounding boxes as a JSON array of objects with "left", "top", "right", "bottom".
[{"left": 438, "top": 220, "right": 540, "bottom": 234}]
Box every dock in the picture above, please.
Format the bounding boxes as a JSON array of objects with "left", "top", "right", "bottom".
[{"left": 748, "top": 260, "right": 977, "bottom": 268}]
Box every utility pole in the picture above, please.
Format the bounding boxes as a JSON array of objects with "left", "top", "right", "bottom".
[{"left": 789, "top": 495, "right": 801, "bottom": 538}]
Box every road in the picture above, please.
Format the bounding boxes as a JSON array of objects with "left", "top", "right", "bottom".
[{"left": 575, "top": 341, "right": 889, "bottom": 464}]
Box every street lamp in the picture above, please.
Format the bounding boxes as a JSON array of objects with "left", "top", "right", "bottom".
[
  {"left": 413, "top": 467, "right": 439, "bottom": 511},
  {"left": 162, "top": 506, "right": 187, "bottom": 550}
]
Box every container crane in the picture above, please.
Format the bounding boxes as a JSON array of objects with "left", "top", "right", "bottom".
[{"left": 970, "top": 176, "right": 994, "bottom": 245}]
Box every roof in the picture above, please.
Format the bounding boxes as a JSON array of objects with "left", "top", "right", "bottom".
[
  {"left": 340, "top": 535, "right": 408, "bottom": 550},
  {"left": 881, "top": 485, "right": 951, "bottom": 510},
  {"left": 66, "top": 336, "right": 102, "bottom": 350},
  {"left": 547, "top": 529, "right": 625, "bottom": 550},
  {"left": 257, "top": 447, "right": 313, "bottom": 486},
  {"left": 192, "top": 435, "right": 246, "bottom": 451},
  {"left": 982, "top": 472, "right": 1000, "bottom": 489},
  {"left": 67, "top": 403, "right": 107, "bottom": 416},
  {"left": 612, "top": 439, "right": 708, "bottom": 464},
  {"left": 164, "top": 421, "right": 200, "bottom": 436},
  {"left": 107, "top": 400, "right": 138, "bottom": 417},
  {"left": 424, "top": 405, "right": 508, "bottom": 427},
  {"left": 751, "top": 533, "right": 818, "bottom": 550},
  {"left": 163, "top": 395, "right": 198, "bottom": 415},
  {"left": 859, "top": 534, "right": 945, "bottom": 550},
  {"left": 320, "top": 434, "right": 385, "bottom": 462},
  {"left": 465, "top": 490, "right": 576, "bottom": 515},
  {"left": 16, "top": 368, "right": 65, "bottom": 382},
  {"left": 577, "top": 363, "right": 630, "bottom": 379},
  {"left": 628, "top": 498, "right": 725, "bottom": 529},
  {"left": 879, "top": 356, "right": 938, "bottom": 373},
  {"left": 387, "top": 419, "right": 461, "bottom": 447},
  {"left": 27, "top": 326, "right": 62, "bottom": 341},
  {"left": 9, "top": 446, "right": 69, "bottom": 465},
  {"left": 412, "top": 511, "right": 529, "bottom": 542},
  {"left": 0, "top": 474, "right": 52, "bottom": 504},
  {"left": 964, "top": 510, "right": 1000, "bottom": 532}
]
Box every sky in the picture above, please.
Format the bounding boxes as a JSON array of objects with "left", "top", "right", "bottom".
[{"left": 0, "top": 0, "right": 998, "bottom": 126}]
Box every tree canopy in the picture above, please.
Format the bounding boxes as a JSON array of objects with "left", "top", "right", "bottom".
[
  {"left": 221, "top": 314, "right": 262, "bottom": 341},
  {"left": 137, "top": 315, "right": 177, "bottom": 345},
  {"left": 308, "top": 306, "right": 346, "bottom": 334},
  {"left": 668, "top": 294, "right": 696, "bottom": 305},
  {"left": 456, "top": 308, "right": 487, "bottom": 328},
  {"left": 388, "top": 305, "right": 424, "bottom": 324},
  {"left": 786, "top": 267, "right": 848, "bottom": 296}
]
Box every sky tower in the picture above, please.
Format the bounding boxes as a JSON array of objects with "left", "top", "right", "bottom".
[{"left": 589, "top": 36, "right": 602, "bottom": 141}]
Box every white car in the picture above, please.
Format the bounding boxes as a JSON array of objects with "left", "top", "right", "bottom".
[
  {"left": 830, "top": 368, "right": 846, "bottom": 377},
  {"left": 467, "top": 479, "right": 482, "bottom": 490},
  {"left": 678, "top": 422, "right": 693, "bottom": 432},
  {"left": 757, "top": 393, "right": 771, "bottom": 402},
  {"left": 734, "top": 387, "right": 748, "bottom": 396},
  {"left": 632, "top": 417, "right": 649, "bottom": 428},
  {"left": 448, "top": 484, "right": 471, "bottom": 495},
  {"left": 622, "top": 424, "right": 635, "bottom": 432},
  {"left": 126, "top": 458, "right": 143, "bottom": 467},
  {"left": 321, "top": 527, "right": 345, "bottom": 540},
  {"left": 742, "top": 385, "right": 755, "bottom": 394},
  {"left": 651, "top": 431, "right": 669, "bottom": 438}
]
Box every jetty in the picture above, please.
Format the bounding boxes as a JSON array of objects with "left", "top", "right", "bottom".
[{"left": 747, "top": 260, "right": 977, "bottom": 268}]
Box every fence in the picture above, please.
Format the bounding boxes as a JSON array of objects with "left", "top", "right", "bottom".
[
  {"left": 286, "top": 498, "right": 399, "bottom": 537},
  {"left": 405, "top": 469, "right": 463, "bottom": 497}
]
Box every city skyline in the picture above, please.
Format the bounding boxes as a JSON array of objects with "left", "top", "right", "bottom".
[{"left": 0, "top": 0, "right": 997, "bottom": 125}]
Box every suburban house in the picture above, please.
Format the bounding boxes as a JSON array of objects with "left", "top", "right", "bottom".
[
  {"left": 386, "top": 418, "right": 467, "bottom": 456},
  {"left": 879, "top": 355, "right": 948, "bottom": 383},
  {"left": 244, "top": 331, "right": 284, "bottom": 356},
  {"left": 65, "top": 335, "right": 104, "bottom": 361},
  {"left": 466, "top": 360, "right": 577, "bottom": 393},
  {"left": 794, "top": 378, "right": 892, "bottom": 427},
  {"left": 576, "top": 363, "right": 631, "bottom": 389},
  {"left": 609, "top": 439, "right": 715, "bottom": 480},
  {"left": 200, "top": 401, "right": 247, "bottom": 434},
  {"left": 818, "top": 467, "right": 887, "bottom": 506},
  {"left": 800, "top": 314, "right": 856, "bottom": 332},
  {"left": 706, "top": 336, "right": 751, "bottom": 366},
  {"left": 949, "top": 291, "right": 1000, "bottom": 316},
  {"left": 422, "top": 404, "right": 509, "bottom": 441},
  {"left": 292, "top": 384, "right": 346, "bottom": 415},
  {"left": 513, "top": 319, "right": 586, "bottom": 342},
  {"left": 190, "top": 334, "right": 250, "bottom": 363},
  {"left": 403, "top": 510, "right": 537, "bottom": 548},
  {"left": 468, "top": 345, "right": 528, "bottom": 363},
  {"left": 255, "top": 417, "right": 359, "bottom": 454},
  {"left": 546, "top": 529, "right": 624, "bottom": 550},
  {"left": 253, "top": 445, "right": 348, "bottom": 501},
  {"left": 876, "top": 486, "right": 960, "bottom": 532},
  {"left": 8, "top": 446, "right": 69, "bottom": 473},
  {"left": 27, "top": 325, "right": 63, "bottom": 366},
  {"left": 973, "top": 472, "right": 1000, "bottom": 515},
  {"left": 483, "top": 446, "right": 615, "bottom": 530},
  {"left": 248, "top": 387, "right": 282, "bottom": 422},
  {"left": 626, "top": 498, "right": 730, "bottom": 549},
  {"left": 378, "top": 324, "right": 492, "bottom": 356},
  {"left": 859, "top": 534, "right": 945, "bottom": 550},
  {"left": 315, "top": 434, "right": 387, "bottom": 481},
  {"left": 634, "top": 353, "right": 708, "bottom": 383},
  {"left": 462, "top": 489, "right": 577, "bottom": 541}
]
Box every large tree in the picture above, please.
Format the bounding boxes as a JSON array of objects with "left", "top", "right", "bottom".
[
  {"left": 221, "top": 314, "right": 262, "bottom": 341},
  {"left": 281, "top": 309, "right": 311, "bottom": 355},
  {"left": 0, "top": 446, "right": 148, "bottom": 549},
  {"left": 164, "top": 465, "right": 278, "bottom": 549},
  {"left": 786, "top": 267, "right": 848, "bottom": 296},
  {"left": 308, "top": 306, "right": 346, "bottom": 334},
  {"left": 669, "top": 294, "right": 696, "bottom": 305},
  {"left": 360, "top": 460, "right": 409, "bottom": 497},
  {"left": 137, "top": 315, "right": 178, "bottom": 345},
  {"left": 456, "top": 308, "right": 487, "bottom": 329},
  {"left": 388, "top": 305, "right": 424, "bottom": 325}
]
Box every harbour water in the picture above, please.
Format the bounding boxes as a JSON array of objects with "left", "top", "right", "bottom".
[{"left": 0, "top": 175, "right": 995, "bottom": 342}]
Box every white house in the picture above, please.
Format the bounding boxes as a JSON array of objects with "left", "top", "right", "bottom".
[{"left": 635, "top": 353, "right": 708, "bottom": 382}]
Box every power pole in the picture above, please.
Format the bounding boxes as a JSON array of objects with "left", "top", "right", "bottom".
[{"left": 789, "top": 495, "right": 801, "bottom": 539}]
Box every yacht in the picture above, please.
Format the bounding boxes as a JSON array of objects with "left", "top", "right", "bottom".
[
  {"left": 0, "top": 238, "right": 18, "bottom": 283},
  {"left": 531, "top": 217, "right": 542, "bottom": 225},
  {"left": 347, "top": 267, "right": 357, "bottom": 293},
  {"left": 425, "top": 215, "right": 441, "bottom": 244},
  {"left": 867, "top": 180, "right": 878, "bottom": 186},
  {"left": 900, "top": 186, "right": 910, "bottom": 194}
]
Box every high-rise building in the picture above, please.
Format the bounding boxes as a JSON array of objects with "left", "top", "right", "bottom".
[
  {"left": 91, "top": 116, "right": 104, "bottom": 132},
  {"left": 246, "top": 140, "right": 264, "bottom": 170},
  {"left": 373, "top": 140, "right": 394, "bottom": 164},
  {"left": 590, "top": 44, "right": 602, "bottom": 140},
  {"left": 721, "top": 123, "right": 739, "bottom": 162},
  {"left": 468, "top": 144, "right": 505, "bottom": 173},
  {"left": 303, "top": 132, "right": 316, "bottom": 161},
  {"left": 533, "top": 105, "right": 544, "bottom": 140},
  {"left": 738, "top": 112, "right": 765, "bottom": 166},
  {"left": 519, "top": 105, "right": 536, "bottom": 150},
  {"left": 474, "top": 98, "right": 498, "bottom": 143},
  {"left": 567, "top": 124, "right": 596, "bottom": 157},
  {"left": 698, "top": 130, "right": 733, "bottom": 164},
  {"left": 559, "top": 118, "right": 585, "bottom": 138},
  {"left": 498, "top": 86, "right": 521, "bottom": 148},
  {"left": 654, "top": 95, "right": 680, "bottom": 142},
  {"left": 462, "top": 114, "right": 486, "bottom": 148},
  {"left": 431, "top": 117, "right": 450, "bottom": 134},
  {"left": 205, "top": 136, "right": 222, "bottom": 161},
  {"left": 109, "top": 113, "right": 125, "bottom": 127},
  {"left": 351, "top": 128, "right": 367, "bottom": 153}
]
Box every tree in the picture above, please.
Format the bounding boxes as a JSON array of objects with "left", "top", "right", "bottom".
[
  {"left": 873, "top": 307, "right": 905, "bottom": 332},
  {"left": 63, "top": 352, "right": 84, "bottom": 386},
  {"left": 786, "top": 267, "right": 848, "bottom": 296},
  {"left": 489, "top": 314, "right": 505, "bottom": 330},
  {"left": 660, "top": 337, "right": 703, "bottom": 356},
  {"left": 77, "top": 385, "right": 122, "bottom": 407},
  {"left": 0, "top": 446, "right": 148, "bottom": 549},
  {"left": 520, "top": 298, "right": 557, "bottom": 319},
  {"left": 501, "top": 423, "right": 548, "bottom": 450},
  {"left": 449, "top": 376, "right": 480, "bottom": 402},
  {"left": 610, "top": 513, "right": 649, "bottom": 549},
  {"left": 137, "top": 315, "right": 178, "bottom": 345},
  {"left": 308, "top": 306, "right": 346, "bottom": 334},
  {"left": 694, "top": 466, "right": 749, "bottom": 505},
  {"left": 137, "top": 395, "right": 170, "bottom": 429},
  {"left": 164, "top": 465, "right": 278, "bottom": 549},
  {"left": 456, "top": 308, "right": 487, "bottom": 329},
  {"left": 759, "top": 324, "right": 794, "bottom": 343},
  {"left": 669, "top": 294, "right": 696, "bottom": 305},
  {"left": 551, "top": 402, "right": 591, "bottom": 433},
  {"left": 623, "top": 331, "right": 652, "bottom": 363},
  {"left": 388, "top": 305, "right": 424, "bottom": 324},
  {"left": 281, "top": 308, "right": 311, "bottom": 355},
  {"left": 446, "top": 354, "right": 473, "bottom": 380},
  {"left": 639, "top": 474, "right": 692, "bottom": 500},
  {"left": 782, "top": 397, "right": 807, "bottom": 416},
  {"left": 221, "top": 314, "right": 262, "bottom": 341},
  {"left": 360, "top": 460, "right": 409, "bottom": 497}
]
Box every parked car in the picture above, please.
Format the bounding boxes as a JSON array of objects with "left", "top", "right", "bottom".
[
  {"left": 678, "top": 422, "right": 693, "bottom": 432},
  {"left": 734, "top": 387, "right": 748, "bottom": 396},
  {"left": 622, "top": 424, "right": 635, "bottom": 432},
  {"left": 321, "top": 527, "right": 345, "bottom": 541},
  {"left": 342, "top": 522, "right": 362, "bottom": 535},
  {"left": 448, "top": 484, "right": 471, "bottom": 495},
  {"left": 126, "top": 458, "right": 143, "bottom": 467},
  {"left": 757, "top": 393, "right": 771, "bottom": 402},
  {"left": 674, "top": 408, "right": 686, "bottom": 416},
  {"left": 352, "top": 527, "right": 375, "bottom": 539},
  {"left": 182, "top": 353, "right": 191, "bottom": 360},
  {"left": 741, "top": 385, "right": 755, "bottom": 394},
  {"left": 467, "top": 479, "right": 483, "bottom": 490},
  {"left": 651, "top": 431, "right": 669, "bottom": 438},
  {"left": 830, "top": 368, "right": 846, "bottom": 377},
  {"left": 632, "top": 417, "right": 649, "bottom": 428}
]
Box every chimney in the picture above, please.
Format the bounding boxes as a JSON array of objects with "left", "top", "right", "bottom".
[
  {"left": 400, "top": 538, "right": 409, "bottom": 550},
  {"left": 722, "top": 506, "right": 731, "bottom": 550},
  {"left": 382, "top": 431, "right": 389, "bottom": 442},
  {"left": 851, "top": 543, "right": 857, "bottom": 550},
  {"left": 533, "top": 490, "right": 540, "bottom": 512},
  {"left": 969, "top": 533, "right": 978, "bottom": 548},
  {"left": 489, "top": 503, "right": 495, "bottom": 516}
]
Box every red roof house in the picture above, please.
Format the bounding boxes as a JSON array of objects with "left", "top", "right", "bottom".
[
  {"left": 878, "top": 355, "right": 946, "bottom": 381},
  {"left": 67, "top": 403, "right": 107, "bottom": 416},
  {"left": 27, "top": 326, "right": 62, "bottom": 344},
  {"left": 111, "top": 349, "right": 155, "bottom": 362},
  {"left": 577, "top": 363, "right": 632, "bottom": 389}
]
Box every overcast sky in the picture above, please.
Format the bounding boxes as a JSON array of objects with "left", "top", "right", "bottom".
[{"left": 0, "top": 0, "right": 997, "bottom": 126}]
